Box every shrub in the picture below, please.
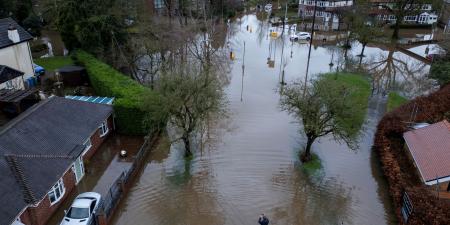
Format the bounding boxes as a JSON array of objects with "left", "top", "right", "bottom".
[
  {"left": 74, "top": 50, "right": 163, "bottom": 135},
  {"left": 430, "top": 61, "right": 450, "bottom": 86}
]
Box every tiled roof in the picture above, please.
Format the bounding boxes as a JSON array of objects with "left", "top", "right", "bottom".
[
  {"left": 0, "top": 65, "right": 24, "bottom": 83},
  {"left": 0, "top": 18, "right": 33, "bottom": 49},
  {"left": 403, "top": 120, "right": 450, "bottom": 184},
  {"left": 0, "top": 97, "right": 113, "bottom": 225}
]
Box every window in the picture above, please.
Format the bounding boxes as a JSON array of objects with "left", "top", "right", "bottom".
[
  {"left": 99, "top": 120, "right": 109, "bottom": 137},
  {"left": 67, "top": 207, "right": 90, "bottom": 219},
  {"left": 154, "top": 0, "right": 164, "bottom": 9},
  {"left": 404, "top": 16, "right": 417, "bottom": 21},
  {"left": 48, "top": 179, "right": 65, "bottom": 205},
  {"left": 83, "top": 138, "right": 92, "bottom": 154},
  {"left": 90, "top": 200, "right": 97, "bottom": 213}
]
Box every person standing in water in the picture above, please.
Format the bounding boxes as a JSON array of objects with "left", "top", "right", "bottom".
[{"left": 258, "top": 214, "right": 269, "bottom": 225}]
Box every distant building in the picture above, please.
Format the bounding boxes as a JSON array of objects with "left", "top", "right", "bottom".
[
  {"left": 298, "top": 0, "right": 353, "bottom": 30},
  {"left": 0, "top": 97, "right": 114, "bottom": 225},
  {"left": 0, "top": 18, "right": 34, "bottom": 88},
  {"left": 369, "top": 0, "right": 438, "bottom": 25}
]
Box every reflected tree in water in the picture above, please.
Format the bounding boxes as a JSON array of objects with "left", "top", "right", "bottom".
[
  {"left": 271, "top": 165, "right": 353, "bottom": 225},
  {"left": 364, "top": 45, "right": 431, "bottom": 97}
]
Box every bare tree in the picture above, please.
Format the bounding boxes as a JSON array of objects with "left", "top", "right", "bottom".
[
  {"left": 156, "top": 64, "right": 226, "bottom": 157},
  {"left": 280, "top": 78, "right": 357, "bottom": 162}
]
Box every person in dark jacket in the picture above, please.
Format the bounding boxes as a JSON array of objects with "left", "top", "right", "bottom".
[{"left": 258, "top": 214, "right": 269, "bottom": 225}]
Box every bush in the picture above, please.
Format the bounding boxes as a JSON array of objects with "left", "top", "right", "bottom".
[
  {"left": 373, "top": 84, "right": 450, "bottom": 224},
  {"left": 430, "top": 61, "right": 450, "bottom": 86},
  {"left": 74, "top": 50, "right": 163, "bottom": 135}
]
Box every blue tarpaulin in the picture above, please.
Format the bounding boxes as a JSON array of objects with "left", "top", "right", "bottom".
[{"left": 65, "top": 96, "right": 114, "bottom": 105}]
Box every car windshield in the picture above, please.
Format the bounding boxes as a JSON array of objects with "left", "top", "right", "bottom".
[{"left": 67, "top": 207, "right": 89, "bottom": 219}]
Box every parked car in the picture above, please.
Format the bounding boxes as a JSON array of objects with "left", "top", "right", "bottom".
[
  {"left": 290, "top": 32, "right": 311, "bottom": 41},
  {"left": 60, "top": 192, "right": 101, "bottom": 225}
]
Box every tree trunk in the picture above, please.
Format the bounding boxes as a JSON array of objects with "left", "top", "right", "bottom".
[
  {"left": 359, "top": 43, "right": 366, "bottom": 66},
  {"left": 392, "top": 20, "right": 400, "bottom": 40},
  {"left": 182, "top": 134, "right": 192, "bottom": 157},
  {"left": 301, "top": 136, "right": 315, "bottom": 162}
]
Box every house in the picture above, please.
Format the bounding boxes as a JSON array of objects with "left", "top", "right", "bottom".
[
  {"left": 0, "top": 96, "right": 114, "bottom": 225},
  {"left": 0, "top": 18, "right": 34, "bottom": 88},
  {"left": 298, "top": 0, "right": 354, "bottom": 30},
  {"left": 369, "top": 0, "right": 438, "bottom": 25},
  {"left": 403, "top": 120, "right": 450, "bottom": 187}
]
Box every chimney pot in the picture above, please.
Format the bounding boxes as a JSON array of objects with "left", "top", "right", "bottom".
[{"left": 7, "top": 23, "right": 20, "bottom": 43}]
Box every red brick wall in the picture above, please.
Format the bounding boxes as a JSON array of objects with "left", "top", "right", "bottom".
[
  {"left": 18, "top": 115, "right": 114, "bottom": 225},
  {"left": 82, "top": 115, "right": 113, "bottom": 161},
  {"left": 19, "top": 167, "right": 76, "bottom": 225}
]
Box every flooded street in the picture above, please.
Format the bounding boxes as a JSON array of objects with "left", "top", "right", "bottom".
[{"left": 109, "top": 14, "right": 437, "bottom": 225}]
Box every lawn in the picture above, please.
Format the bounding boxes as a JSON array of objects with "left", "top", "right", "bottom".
[
  {"left": 301, "top": 153, "right": 322, "bottom": 173},
  {"left": 319, "top": 73, "right": 371, "bottom": 137},
  {"left": 34, "top": 56, "right": 74, "bottom": 72},
  {"left": 387, "top": 92, "right": 408, "bottom": 112}
]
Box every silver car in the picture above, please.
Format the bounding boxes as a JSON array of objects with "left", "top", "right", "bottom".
[{"left": 60, "top": 192, "right": 102, "bottom": 225}]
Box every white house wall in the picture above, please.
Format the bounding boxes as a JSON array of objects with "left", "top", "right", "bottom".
[{"left": 0, "top": 42, "right": 34, "bottom": 82}]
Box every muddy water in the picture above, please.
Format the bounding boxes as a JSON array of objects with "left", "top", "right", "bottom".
[
  {"left": 108, "top": 14, "right": 438, "bottom": 225},
  {"left": 46, "top": 135, "right": 144, "bottom": 225}
]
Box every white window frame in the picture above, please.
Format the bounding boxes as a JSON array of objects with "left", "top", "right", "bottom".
[
  {"left": 99, "top": 120, "right": 109, "bottom": 137},
  {"left": 48, "top": 179, "right": 65, "bottom": 205},
  {"left": 82, "top": 138, "right": 92, "bottom": 155}
]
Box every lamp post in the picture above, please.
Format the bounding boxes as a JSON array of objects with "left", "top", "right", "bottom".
[{"left": 303, "top": 0, "right": 318, "bottom": 96}]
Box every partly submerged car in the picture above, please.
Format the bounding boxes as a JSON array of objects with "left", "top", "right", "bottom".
[
  {"left": 290, "top": 32, "right": 311, "bottom": 41},
  {"left": 60, "top": 192, "right": 101, "bottom": 225}
]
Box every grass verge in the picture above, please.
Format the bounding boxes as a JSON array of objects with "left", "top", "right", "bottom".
[
  {"left": 301, "top": 153, "right": 322, "bottom": 173},
  {"left": 34, "top": 56, "right": 74, "bottom": 72},
  {"left": 387, "top": 92, "right": 408, "bottom": 112},
  {"left": 319, "top": 73, "right": 371, "bottom": 136}
]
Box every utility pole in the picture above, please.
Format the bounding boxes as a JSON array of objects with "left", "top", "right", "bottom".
[{"left": 303, "top": 0, "right": 317, "bottom": 96}]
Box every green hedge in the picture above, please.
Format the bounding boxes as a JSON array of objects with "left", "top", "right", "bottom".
[{"left": 74, "top": 50, "right": 162, "bottom": 135}]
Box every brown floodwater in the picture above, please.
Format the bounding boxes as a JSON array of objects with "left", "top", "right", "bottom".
[
  {"left": 46, "top": 134, "right": 144, "bottom": 225},
  {"left": 106, "top": 14, "right": 436, "bottom": 225}
]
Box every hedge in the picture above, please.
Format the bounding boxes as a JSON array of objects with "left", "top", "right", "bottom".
[
  {"left": 373, "top": 84, "right": 450, "bottom": 224},
  {"left": 74, "top": 50, "right": 162, "bottom": 135}
]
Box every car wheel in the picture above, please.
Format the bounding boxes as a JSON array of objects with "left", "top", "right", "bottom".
[{"left": 306, "top": 37, "right": 311, "bottom": 41}]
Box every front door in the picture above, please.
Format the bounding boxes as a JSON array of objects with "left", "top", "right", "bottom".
[{"left": 73, "top": 156, "right": 85, "bottom": 184}]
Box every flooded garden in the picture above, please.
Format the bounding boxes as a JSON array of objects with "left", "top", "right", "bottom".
[{"left": 103, "top": 13, "right": 438, "bottom": 225}]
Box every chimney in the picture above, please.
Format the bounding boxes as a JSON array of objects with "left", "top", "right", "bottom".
[{"left": 8, "top": 24, "right": 20, "bottom": 43}]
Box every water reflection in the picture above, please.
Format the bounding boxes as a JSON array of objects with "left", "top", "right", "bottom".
[
  {"left": 110, "top": 14, "right": 440, "bottom": 225},
  {"left": 362, "top": 44, "right": 433, "bottom": 97}
]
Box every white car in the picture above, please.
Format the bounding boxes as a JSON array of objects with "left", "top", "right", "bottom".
[
  {"left": 264, "top": 4, "right": 272, "bottom": 12},
  {"left": 290, "top": 32, "right": 312, "bottom": 41},
  {"left": 60, "top": 192, "right": 102, "bottom": 225}
]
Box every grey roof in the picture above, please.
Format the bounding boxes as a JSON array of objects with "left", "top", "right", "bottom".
[
  {"left": 0, "top": 97, "right": 113, "bottom": 225},
  {"left": 0, "top": 18, "right": 33, "bottom": 49},
  {"left": 0, "top": 65, "right": 24, "bottom": 83}
]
